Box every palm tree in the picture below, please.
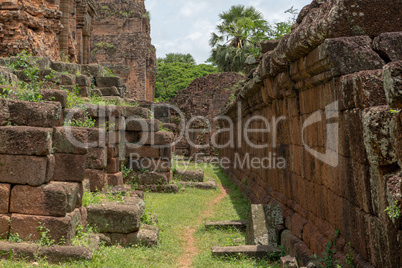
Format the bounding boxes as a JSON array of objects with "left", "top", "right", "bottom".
[{"left": 209, "top": 5, "right": 269, "bottom": 72}]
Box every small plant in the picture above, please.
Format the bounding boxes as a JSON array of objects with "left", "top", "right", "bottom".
[
  {"left": 385, "top": 201, "right": 401, "bottom": 219},
  {"left": 82, "top": 191, "right": 103, "bottom": 207},
  {"left": 311, "top": 230, "right": 341, "bottom": 268},
  {"left": 7, "top": 232, "right": 22, "bottom": 243},
  {"left": 140, "top": 211, "right": 154, "bottom": 225},
  {"left": 104, "top": 67, "right": 117, "bottom": 77},
  {"left": 121, "top": 163, "right": 133, "bottom": 179},
  {"left": 37, "top": 223, "right": 55, "bottom": 246}
]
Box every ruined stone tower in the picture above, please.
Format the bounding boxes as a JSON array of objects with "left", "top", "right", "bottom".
[{"left": 90, "top": 0, "right": 157, "bottom": 101}]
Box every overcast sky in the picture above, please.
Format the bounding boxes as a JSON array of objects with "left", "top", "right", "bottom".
[{"left": 146, "top": 0, "right": 312, "bottom": 64}]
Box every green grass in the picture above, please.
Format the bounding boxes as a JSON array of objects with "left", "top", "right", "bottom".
[{"left": 0, "top": 164, "right": 279, "bottom": 268}]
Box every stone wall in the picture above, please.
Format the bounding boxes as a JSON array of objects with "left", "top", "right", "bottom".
[
  {"left": 169, "top": 72, "right": 246, "bottom": 158},
  {"left": 0, "top": 0, "right": 95, "bottom": 63},
  {"left": 218, "top": 0, "right": 402, "bottom": 267},
  {"left": 91, "top": 0, "right": 157, "bottom": 101}
]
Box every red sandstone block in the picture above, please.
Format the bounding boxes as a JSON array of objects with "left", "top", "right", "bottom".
[
  {"left": 0, "top": 99, "right": 10, "bottom": 126},
  {"left": 10, "top": 209, "right": 81, "bottom": 244},
  {"left": 0, "top": 215, "right": 9, "bottom": 239},
  {"left": 126, "top": 119, "right": 160, "bottom": 132},
  {"left": 82, "top": 103, "right": 125, "bottom": 118},
  {"left": 0, "top": 184, "right": 10, "bottom": 214},
  {"left": 125, "top": 146, "right": 160, "bottom": 158},
  {"left": 129, "top": 171, "right": 169, "bottom": 185},
  {"left": 52, "top": 127, "right": 88, "bottom": 155},
  {"left": 106, "top": 158, "right": 120, "bottom": 173},
  {"left": 10, "top": 182, "right": 79, "bottom": 217},
  {"left": 107, "top": 145, "right": 119, "bottom": 158},
  {"left": 85, "top": 169, "right": 106, "bottom": 192},
  {"left": 39, "top": 89, "right": 68, "bottom": 108},
  {"left": 0, "top": 155, "right": 51, "bottom": 186},
  {"left": 7, "top": 100, "right": 62, "bottom": 128},
  {"left": 139, "top": 131, "right": 174, "bottom": 145},
  {"left": 86, "top": 147, "right": 107, "bottom": 169},
  {"left": 0, "top": 126, "right": 52, "bottom": 156},
  {"left": 53, "top": 154, "right": 86, "bottom": 182},
  {"left": 159, "top": 147, "right": 173, "bottom": 158},
  {"left": 107, "top": 172, "right": 123, "bottom": 186},
  {"left": 124, "top": 107, "right": 149, "bottom": 118}
]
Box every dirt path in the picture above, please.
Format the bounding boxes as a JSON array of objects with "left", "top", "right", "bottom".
[{"left": 177, "top": 183, "right": 231, "bottom": 268}]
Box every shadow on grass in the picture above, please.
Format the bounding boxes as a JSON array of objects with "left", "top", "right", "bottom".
[{"left": 212, "top": 167, "right": 250, "bottom": 221}]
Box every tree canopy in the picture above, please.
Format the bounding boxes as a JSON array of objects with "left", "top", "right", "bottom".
[
  {"left": 155, "top": 53, "right": 218, "bottom": 102},
  {"left": 208, "top": 5, "right": 297, "bottom": 72}
]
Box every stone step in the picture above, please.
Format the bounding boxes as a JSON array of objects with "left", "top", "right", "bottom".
[
  {"left": 176, "top": 180, "right": 217, "bottom": 190},
  {"left": 211, "top": 245, "right": 280, "bottom": 258},
  {"left": 205, "top": 220, "right": 247, "bottom": 230}
]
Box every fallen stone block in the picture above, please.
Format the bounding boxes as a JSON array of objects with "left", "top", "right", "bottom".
[
  {"left": 373, "top": 32, "right": 402, "bottom": 62},
  {"left": 10, "top": 209, "right": 81, "bottom": 244},
  {"left": 86, "top": 147, "right": 107, "bottom": 169},
  {"left": 38, "top": 245, "right": 93, "bottom": 263},
  {"left": 99, "top": 86, "right": 120, "bottom": 96},
  {"left": 126, "top": 119, "right": 160, "bottom": 132},
  {"left": 51, "top": 62, "right": 81, "bottom": 74},
  {"left": 76, "top": 75, "right": 91, "bottom": 87},
  {"left": 246, "top": 204, "right": 283, "bottom": 246},
  {"left": 85, "top": 169, "right": 106, "bottom": 192},
  {"left": 82, "top": 103, "right": 125, "bottom": 118},
  {"left": 0, "top": 154, "right": 51, "bottom": 186},
  {"left": 136, "top": 184, "right": 178, "bottom": 193},
  {"left": 176, "top": 180, "right": 217, "bottom": 190},
  {"left": 53, "top": 127, "right": 88, "bottom": 155},
  {"left": 174, "top": 169, "right": 204, "bottom": 182},
  {"left": 0, "top": 184, "right": 11, "bottom": 213},
  {"left": 64, "top": 108, "right": 85, "bottom": 122},
  {"left": 86, "top": 198, "right": 144, "bottom": 233},
  {"left": 104, "top": 185, "right": 143, "bottom": 199},
  {"left": 104, "top": 224, "right": 159, "bottom": 247},
  {"left": 0, "top": 126, "right": 52, "bottom": 155},
  {"left": 106, "top": 172, "right": 124, "bottom": 186},
  {"left": 128, "top": 171, "right": 169, "bottom": 185},
  {"left": 281, "top": 255, "right": 299, "bottom": 268},
  {"left": 8, "top": 100, "right": 62, "bottom": 128},
  {"left": 10, "top": 182, "right": 79, "bottom": 217},
  {"left": 0, "top": 215, "right": 10, "bottom": 239},
  {"left": 81, "top": 64, "right": 105, "bottom": 77},
  {"left": 212, "top": 245, "right": 280, "bottom": 258},
  {"left": 205, "top": 220, "right": 247, "bottom": 230},
  {"left": 53, "top": 154, "right": 86, "bottom": 182},
  {"left": 39, "top": 89, "right": 68, "bottom": 108},
  {"left": 0, "top": 241, "right": 39, "bottom": 261},
  {"left": 95, "top": 77, "right": 123, "bottom": 87}
]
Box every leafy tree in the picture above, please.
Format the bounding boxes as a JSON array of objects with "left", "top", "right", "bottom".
[
  {"left": 209, "top": 5, "right": 298, "bottom": 72},
  {"left": 158, "top": 53, "right": 196, "bottom": 65},
  {"left": 155, "top": 54, "right": 218, "bottom": 102}
]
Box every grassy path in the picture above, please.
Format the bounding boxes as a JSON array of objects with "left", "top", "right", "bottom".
[{"left": 0, "top": 164, "right": 279, "bottom": 268}]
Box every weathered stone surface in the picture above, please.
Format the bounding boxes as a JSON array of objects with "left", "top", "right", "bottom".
[
  {"left": 86, "top": 198, "right": 144, "bottom": 233},
  {"left": 38, "top": 245, "right": 93, "bottom": 263},
  {"left": 8, "top": 100, "right": 62, "bottom": 127},
  {"left": 175, "top": 180, "right": 217, "bottom": 190},
  {"left": 10, "top": 209, "right": 81, "bottom": 244},
  {"left": 383, "top": 61, "right": 402, "bottom": 108},
  {"left": 373, "top": 32, "right": 402, "bottom": 62},
  {"left": 53, "top": 127, "right": 88, "bottom": 155},
  {"left": 212, "top": 245, "right": 280, "bottom": 258},
  {"left": 95, "top": 77, "right": 123, "bottom": 88},
  {"left": 86, "top": 147, "right": 107, "bottom": 169},
  {"left": 0, "top": 241, "right": 39, "bottom": 261},
  {"left": 85, "top": 169, "right": 106, "bottom": 192},
  {"left": 82, "top": 103, "right": 125, "bottom": 118},
  {"left": 125, "top": 107, "right": 149, "bottom": 118},
  {"left": 129, "top": 172, "right": 169, "bottom": 185},
  {"left": 104, "top": 224, "right": 159, "bottom": 247},
  {"left": 53, "top": 154, "right": 86, "bottom": 182},
  {"left": 205, "top": 220, "right": 247, "bottom": 230},
  {"left": 139, "top": 131, "right": 174, "bottom": 145},
  {"left": 126, "top": 119, "right": 160, "bottom": 132},
  {"left": 0, "top": 99, "right": 9, "bottom": 126},
  {"left": 106, "top": 172, "right": 124, "bottom": 186},
  {"left": 39, "top": 90, "right": 68, "bottom": 108},
  {"left": 0, "top": 126, "right": 52, "bottom": 156},
  {"left": 99, "top": 86, "right": 120, "bottom": 96},
  {"left": 135, "top": 184, "right": 178, "bottom": 193},
  {"left": 81, "top": 64, "right": 105, "bottom": 77},
  {"left": 280, "top": 255, "right": 299, "bottom": 268},
  {"left": 246, "top": 204, "right": 283, "bottom": 246},
  {"left": 10, "top": 183, "right": 79, "bottom": 217},
  {"left": 0, "top": 155, "right": 50, "bottom": 186},
  {"left": 0, "top": 184, "right": 11, "bottom": 214},
  {"left": 0, "top": 215, "right": 10, "bottom": 239},
  {"left": 125, "top": 145, "right": 160, "bottom": 158},
  {"left": 260, "top": 40, "right": 280, "bottom": 54},
  {"left": 173, "top": 169, "right": 204, "bottom": 182}
]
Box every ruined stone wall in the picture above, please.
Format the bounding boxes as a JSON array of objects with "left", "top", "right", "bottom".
[
  {"left": 218, "top": 0, "right": 402, "bottom": 267},
  {"left": 168, "top": 72, "right": 246, "bottom": 158},
  {"left": 91, "top": 0, "right": 157, "bottom": 101},
  {"left": 0, "top": 0, "right": 95, "bottom": 63}
]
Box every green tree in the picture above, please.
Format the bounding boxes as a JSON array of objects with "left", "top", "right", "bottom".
[
  {"left": 209, "top": 5, "right": 297, "bottom": 72},
  {"left": 155, "top": 54, "right": 218, "bottom": 102}
]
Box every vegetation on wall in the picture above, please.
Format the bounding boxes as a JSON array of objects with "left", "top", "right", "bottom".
[{"left": 155, "top": 53, "right": 218, "bottom": 102}]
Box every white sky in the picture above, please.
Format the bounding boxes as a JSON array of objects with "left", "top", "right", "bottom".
[{"left": 146, "top": 0, "right": 312, "bottom": 64}]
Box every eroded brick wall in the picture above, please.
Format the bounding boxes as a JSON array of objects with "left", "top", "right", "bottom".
[
  {"left": 218, "top": 1, "right": 402, "bottom": 267},
  {"left": 91, "top": 0, "right": 157, "bottom": 101}
]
